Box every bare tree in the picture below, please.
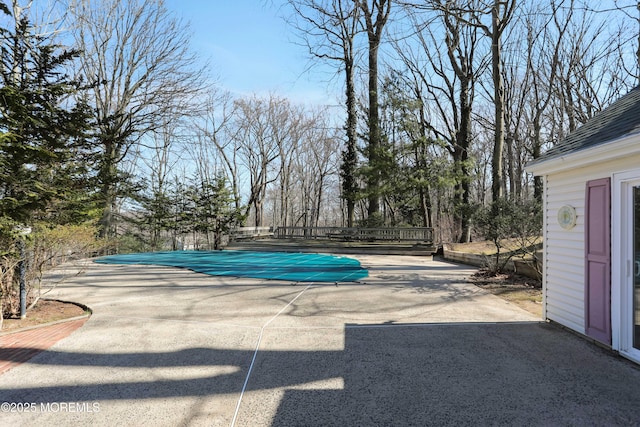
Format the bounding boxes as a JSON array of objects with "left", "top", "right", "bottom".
[
  {"left": 231, "top": 94, "right": 285, "bottom": 227},
  {"left": 484, "top": 0, "right": 516, "bottom": 201},
  {"left": 441, "top": 0, "right": 515, "bottom": 201},
  {"left": 67, "top": 0, "right": 207, "bottom": 238},
  {"left": 521, "top": 0, "right": 571, "bottom": 200},
  {"left": 195, "top": 90, "right": 242, "bottom": 211},
  {"left": 360, "top": 0, "right": 392, "bottom": 219},
  {"left": 396, "top": 0, "right": 484, "bottom": 241},
  {"left": 140, "top": 125, "right": 184, "bottom": 250},
  {"left": 286, "top": 0, "right": 362, "bottom": 226},
  {"left": 589, "top": 1, "right": 640, "bottom": 87},
  {"left": 547, "top": 2, "right": 633, "bottom": 139},
  {"left": 272, "top": 102, "right": 306, "bottom": 228},
  {"left": 440, "top": 1, "right": 479, "bottom": 240},
  {"left": 290, "top": 112, "right": 340, "bottom": 228}
]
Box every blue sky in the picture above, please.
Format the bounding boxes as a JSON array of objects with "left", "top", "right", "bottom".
[{"left": 164, "top": 0, "right": 339, "bottom": 105}]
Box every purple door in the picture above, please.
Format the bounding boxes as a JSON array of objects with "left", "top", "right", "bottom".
[{"left": 585, "top": 178, "right": 611, "bottom": 345}]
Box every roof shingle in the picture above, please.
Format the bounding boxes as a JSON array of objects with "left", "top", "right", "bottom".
[{"left": 529, "top": 85, "right": 640, "bottom": 165}]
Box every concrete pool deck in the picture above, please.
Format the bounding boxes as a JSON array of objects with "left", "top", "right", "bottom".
[{"left": 1, "top": 255, "right": 639, "bottom": 426}]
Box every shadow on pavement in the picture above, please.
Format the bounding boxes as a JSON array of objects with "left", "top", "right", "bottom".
[
  {"left": 2, "top": 322, "right": 640, "bottom": 425},
  {"left": 271, "top": 322, "right": 640, "bottom": 425}
]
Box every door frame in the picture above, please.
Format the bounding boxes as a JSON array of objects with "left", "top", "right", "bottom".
[{"left": 612, "top": 169, "right": 640, "bottom": 363}]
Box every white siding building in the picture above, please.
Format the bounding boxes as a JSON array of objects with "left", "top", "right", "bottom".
[{"left": 526, "top": 86, "right": 640, "bottom": 364}]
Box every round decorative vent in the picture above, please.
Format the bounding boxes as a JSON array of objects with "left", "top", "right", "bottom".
[{"left": 557, "top": 205, "right": 577, "bottom": 230}]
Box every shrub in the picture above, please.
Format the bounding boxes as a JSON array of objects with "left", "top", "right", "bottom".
[
  {"left": 1, "top": 223, "right": 106, "bottom": 323},
  {"left": 473, "top": 198, "right": 542, "bottom": 274}
]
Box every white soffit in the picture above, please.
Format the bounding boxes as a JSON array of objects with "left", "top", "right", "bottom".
[{"left": 525, "top": 133, "right": 640, "bottom": 176}]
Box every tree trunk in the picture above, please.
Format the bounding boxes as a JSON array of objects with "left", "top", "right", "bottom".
[
  {"left": 419, "top": 187, "right": 432, "bottom": 228},
  {"left": 506, "top": 133, "right": 515, "bottom": 199},
  {"left": 491, "top": 3, "right": 505, "bottom": 202},
  {"left": 457, "top": 78, "right": 473, "bottom": 243},
  {"left": 344, "top": 59, "right": 358, "bottom": 227},
  {"left": 99, "top": 142, "right": 118, "bottom": 239},
  {"left": 367, "top": 40, "right": 381, "bottom": 218},
  {"left": 361, "top": 0, "right": 391, "bottom": 221}
]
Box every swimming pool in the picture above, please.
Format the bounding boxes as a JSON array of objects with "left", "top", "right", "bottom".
[{"left": 95, "top": 250, "right": 368, "bottom": 283}]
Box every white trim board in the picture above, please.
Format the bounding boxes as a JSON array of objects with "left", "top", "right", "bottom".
[{"left": 526, "top": 133, "right": 640, "bottom": 177}]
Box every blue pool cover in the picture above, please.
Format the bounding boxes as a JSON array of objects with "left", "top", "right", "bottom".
[{"left": 95, "top": 250, "right": 368, "bottom": 283}]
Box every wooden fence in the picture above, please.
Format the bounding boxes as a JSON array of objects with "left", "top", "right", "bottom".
[
  {"left": 273, "top": 226, "right": 433, "bottom": 243},
  {"left": 230, "top": 227, "right": 273, "bottom": 240}
]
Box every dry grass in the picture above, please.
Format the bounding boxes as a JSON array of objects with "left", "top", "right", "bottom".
[{"left": 447, "top": 237, "right": 542, "bottom": 256}]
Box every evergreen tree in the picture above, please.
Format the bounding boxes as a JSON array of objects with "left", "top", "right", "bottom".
[
  {"left": 0, "top": 2, "right": 94, "bottom": 238},
  {"left": 0, "top": 2, "right": 95, "bottom": 321},
  {"left": 137, "top": 174, "right": 243, "bottom": 251},
  {"left": 189, "top": 175, "right": 244, "bottom": 250}
]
